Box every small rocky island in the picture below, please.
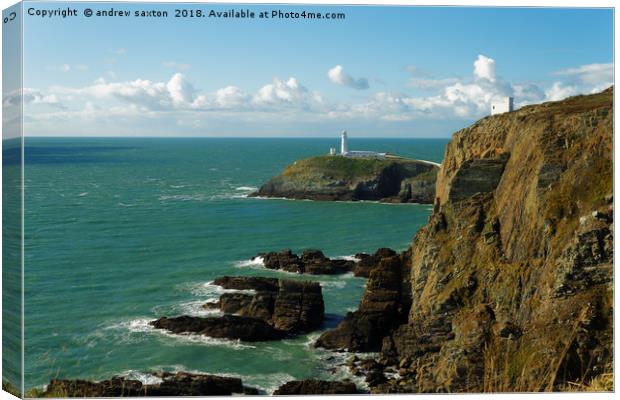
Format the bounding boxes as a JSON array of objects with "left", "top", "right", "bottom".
[
  {"left": 253, "top": 155, "right": 438, "bottom": 203},
  {"left": 252, "top": 131, "right": 439, "bottom": 203}
]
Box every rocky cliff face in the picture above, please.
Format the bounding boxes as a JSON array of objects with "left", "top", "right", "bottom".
[
  {"left": 320, "top": 88, "right": 614, "bottom": 393},
  {"left": 253, "top": 156, "right": 438, "bottom": 203}
]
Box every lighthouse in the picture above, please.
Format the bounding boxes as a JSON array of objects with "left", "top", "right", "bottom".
[{"left": 340, "top": 130, "right": 348, "bottom": 155}]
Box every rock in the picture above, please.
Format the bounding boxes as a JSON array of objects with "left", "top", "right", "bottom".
[
  {"left": 252, "top": 247, "right": 397, "bottom": 276},
  {"left": 272, "top": 280, "right": 324, "bottom": 332},
  {"left": 252, "top": 156, "right": 438, "bottom": 204},
  {"left": 155, "top": 276, "right": 325, "bottom": 340},
  {"left": 218, "top": 292, "right": 276, "bottom": 321},
  {"left": 446, "top": 154, "right": 509, "bottom": 203},
  {"left": 397, "top": 171, "right": 437, "bottom": 204},
  {"left": 273, "top": 380, "right": 357, "bottom": 395},
  {"left": 300, "top": 249, "right": 353, "bottom": 274},
  {"left": 315, "top": 255, "right": 410, "bottom": 352},
  {"left": 212, "top": 276, "right": 279, "bottom": 292},
  {"left": 352, "top": 248, "right": 397, "bottom": 277},
  {"left": 150, "top": 315, "right": 286, "bottom": 342},
  {"left": 493, "top": 321, "right": 523, "bottom": 339},
  {"left": 202, "top": 301, "right": 220, "bottom": 310},
  {"left": 43, "top": 372, "right": 256, "bottom": 397},
  {"left": 365, "top": 370, "right": 387, "bottom": 387}
]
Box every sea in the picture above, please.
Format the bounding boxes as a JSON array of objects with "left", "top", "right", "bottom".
[{"left": 4, "top": 137, "right": 448, "bottom": 393}]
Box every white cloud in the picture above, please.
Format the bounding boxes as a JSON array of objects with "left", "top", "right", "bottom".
[
  {"left": 408, "top": 77, "right": 459, "bottom": 90},
  {"left": 51, "top": 74, "right": 207, "bottom": 111},
  {"left": 167, "top": 73, "right": 195, "bottom": 105},
  {"left": 545, "top": 82, "right": 578, "bottom": 102},
  {"left": 327, "top": 65, "right": 369, "bottom": 90},
  {"left": 3, "top": 88, "right": 63, "bottom": 108},
  {"left": 513, "top": 83, "right": 545, "bottom": 106},
  {"left": 551, "top": 63, "right": 613, "bottom": 93},
  {"left": 23, "top": 57, "right": 613, "bottom": 130},
  {"left": 473, "top": 54, "right": 496, "bottom": 81},
  {"left": 253, "top": 77, "right": 324, "bottom": 110},
  {"left": 336, "top": 55, "right": 513, "bottom": 121},
  {"left": 215, "top": 86, "right": 250, "bottom": 109}
]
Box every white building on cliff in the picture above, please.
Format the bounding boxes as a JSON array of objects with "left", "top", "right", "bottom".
[
  {"left": 491, "top": 97, "right": 514, "bottom": 115},
  {"left": 331, "top": 131, "right": 387, "bottom": 159}
]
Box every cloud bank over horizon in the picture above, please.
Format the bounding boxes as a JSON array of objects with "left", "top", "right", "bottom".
[{"left": 7, "top": 55, "right": 613, "bottom": 137}]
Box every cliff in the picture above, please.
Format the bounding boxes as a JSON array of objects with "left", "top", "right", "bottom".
[
  {"left": 253, "top": 156, "right": 438, "bottom": 203},
  {"left": 318, "top": 88, "right": 614, "bottom": 393}
]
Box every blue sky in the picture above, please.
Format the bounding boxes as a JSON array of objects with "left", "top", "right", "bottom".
[{"left": 7, "top": 2, "right": 614, "bottom": 137}]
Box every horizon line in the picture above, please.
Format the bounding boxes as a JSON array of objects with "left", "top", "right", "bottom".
[{"left": 5, "top": 136, "right": 452, "bottom": 140}]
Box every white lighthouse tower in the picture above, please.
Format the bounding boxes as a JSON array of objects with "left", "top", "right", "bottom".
[{"left": 340, "top": 130, "right": 348, "bottom": 155}]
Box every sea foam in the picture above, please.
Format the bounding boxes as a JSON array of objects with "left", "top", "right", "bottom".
[
  {"left": 104, "top": 317, "right": 255, "bottom": 350},
  {"left": 234, "top": 256, "right": 264, "bottom": 268}
]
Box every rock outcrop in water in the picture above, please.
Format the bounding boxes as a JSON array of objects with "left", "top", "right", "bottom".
[
  {"left": 152, "top": 276, "right": 325, "bottom": 340},
  {"left": 151, "top": 314, "right": 286, "bottom": 342},
  {"left": 315, "top": 252, "right": 411, "bottom": 352},
  {"left": 42, "top": 372, "right": 259, "bottom": 397},
  {"left": 317, "top": 88, "right": 614, "bottom": 393},
  {"left": 252, "top": 156, "right": 438, "bottom": 203},
  {"left": 253, "top": 247, "right": 397, "bottom": 277}
]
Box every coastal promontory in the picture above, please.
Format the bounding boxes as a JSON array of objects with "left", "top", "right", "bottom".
[
  {"left": 315, "top": 87, "right": 614, "bottom": 393},
  {"left": 252, "top": 155, "right": 439, "bottom": 203}
]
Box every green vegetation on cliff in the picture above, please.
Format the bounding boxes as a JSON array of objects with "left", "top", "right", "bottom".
[{"left": 282, "top": 156, "right": 415, "bottom": 181}]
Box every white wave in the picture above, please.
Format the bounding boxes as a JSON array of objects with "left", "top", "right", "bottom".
[
  {"left": 314, "top": 349, "right": 380, "bottom": 391},
  {"left": 104, "top": 317, "right": 255, "bottom": 350},
  {"left": 234, "top": 256, "right": 264, "bottom": 268},
  {"left": 235, "top": 186, "right": 258, "bottom": 192},
  {"left": 242, "top": 372, "right": 297, "bottom": 395},
  {"left": 320, "top": 281, "right": 347, "bottom": 289},
  {"left": 105, "top": 318, "right": 154, "bottom": 334},
  {"left": 173, "top": 301, "right": 223, "bottom": 317},
  {"left": 117, "top": 202, "right": 136, "bottom": 207},
  {"left": 159, "top": 194, "right": 205, "bottom": 202},
  {"left": 170, "top": 185, "right": 186, "bottom": 189},
  {"left": 209, "top": 192, "right": 252, "bottom": 201},
  {"left": 186, "top": 281, "right": 256, "bottom": 298},
  {"left": 78, "top": 192, "right": 89, "bottom": 197},
  {"left": 334, "top": 255, "right": 361, "bottom": 262},
  {"left": 303, "top": 332, "right": 323, "bottom": 348},
  {"left": 118, "top": 370, "right": 163, "bottom": 385},
  {"left": 158, "top": 331, "right": 256, "bottom": 349}
]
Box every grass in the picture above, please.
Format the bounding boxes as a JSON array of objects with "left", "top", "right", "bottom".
[
  {"left": 282, "top": 155, "right": 424, "bottom": 181},
  {"left": 482, "top": 304, "right": 613, "bottom": 393}
]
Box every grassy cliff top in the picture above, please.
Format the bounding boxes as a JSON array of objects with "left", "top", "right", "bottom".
[{"left": 281, "top": 155, "right": 426, "bottom": 181}]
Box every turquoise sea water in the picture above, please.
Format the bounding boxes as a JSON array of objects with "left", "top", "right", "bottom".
[{"left": 14, "top": 138, "right": 447, "bottom": 392}]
